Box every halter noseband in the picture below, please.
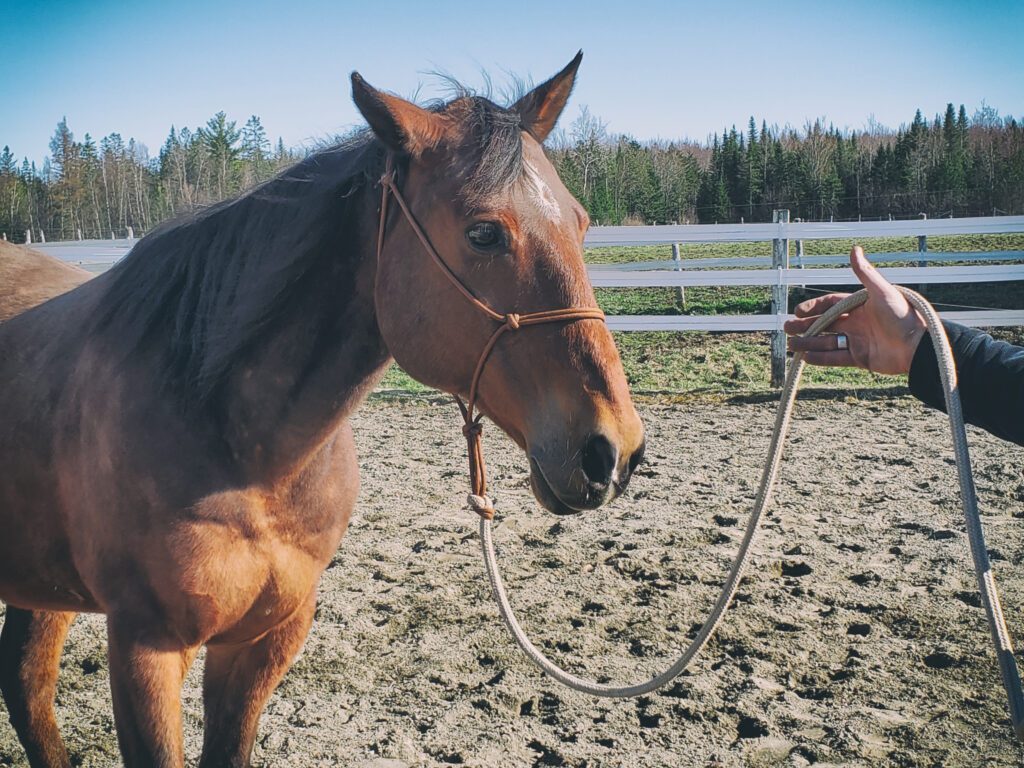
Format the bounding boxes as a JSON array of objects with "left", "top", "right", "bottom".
[{"left": 376, "top": 154, "right": 606, "bottom": 520}]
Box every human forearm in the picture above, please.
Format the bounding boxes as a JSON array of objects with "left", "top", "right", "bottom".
[{"left": 909, "top": 322, "right": 1024, "bottom": 447}]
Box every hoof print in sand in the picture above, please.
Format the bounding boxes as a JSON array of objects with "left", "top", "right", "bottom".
[
  {"left": 737, "top": 715, "right": 770, "bottom": 739},
  {"left": 781, "top": 561, "right": 813, "bottom": 578},
  {"left": 923, "top": 651, "right": 960, "bottom": 669}
]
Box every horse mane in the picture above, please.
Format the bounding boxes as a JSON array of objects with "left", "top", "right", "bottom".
[{"left": 95, "top": 91, "right": 527, "bottom": 404}]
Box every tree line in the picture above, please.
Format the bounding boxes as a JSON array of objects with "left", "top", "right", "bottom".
[
  {"left": 548, "top": 102, "right": 1023, "bottom": 224},
  {"left": 2, "top": 102, "right": 1022, "bottom": 243},
  {"left": 0, "top": 113, "right": 299, "bottom": 243}
]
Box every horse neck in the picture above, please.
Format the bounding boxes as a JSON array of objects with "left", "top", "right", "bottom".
[{"left": 218, "top": 193, "right": 390, "bottom": 485}]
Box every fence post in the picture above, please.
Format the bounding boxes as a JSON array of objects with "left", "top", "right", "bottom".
[
  {"left": 794, "top": 219, "right": 804, "bottom": 270},
  {"left": 770, "top": 209, "right": 790, "bottom": 387},
  {"left": 793, "top": 217, "right": 805, "bottom": 289},
  {"left": 671, "top": 243, "right": 685, "bottom": 310},
  {"left": 25, "top": 230, "right": 31, "bottom": 244},
  {"left": 39, "top": 230, "right": 45, "bottom": 243},
  {"left": 127, "top": 226, "right": 134, "bottom": 240},
  {"left": 917, "top": 213, "right": 928, "bottom": 267},
  {"left": 918, "top": 213, "right": 928, "bottom": 292},
  {"left": 794, "top": 239, "right": 805, "bottom": 290}
]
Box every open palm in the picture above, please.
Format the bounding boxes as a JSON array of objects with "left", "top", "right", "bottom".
[{"left": 784, "top": 246, "right": 927, "bottom": 375}]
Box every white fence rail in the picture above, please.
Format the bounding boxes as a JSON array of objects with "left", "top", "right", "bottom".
[
  {"left": 605, "top": 311, "right": 1024, "bottom": 333},
  {"left": 25, "top": 218, "right": 1024, "bottom": 384},
  {"left": 584, "top": 215, "right": 1024, "bottom": 246},
  {"left": 589, "top": 264, "right": 1024, "bottom": 288},
  {"left": 583, "top": 214, "right": 1024, "bottom": 386}
]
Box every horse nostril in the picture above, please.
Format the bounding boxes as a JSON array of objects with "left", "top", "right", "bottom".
[
  {"left": 581, "top": 434, "right": 616, "bottom": 488},
  {"left": 610, "top": 442, "right": 643, "bottom": 489}
]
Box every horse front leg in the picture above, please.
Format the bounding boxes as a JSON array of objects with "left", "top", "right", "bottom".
[
  {"left": 199, "top": 590, "right": 316, "bottom": 768},
  {"left": 106, "top": 614, "right": 197, "bottom": 768},
  {"left": 0, "top": 607, "right": 76, "bottom": 768}
]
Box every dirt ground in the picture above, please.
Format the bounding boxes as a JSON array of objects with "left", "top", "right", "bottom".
[{"left": 2, "top": 395, "right": 1024, "bottom": 767}]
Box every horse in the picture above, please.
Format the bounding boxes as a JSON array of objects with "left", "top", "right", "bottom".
[
  {"left": 0, "top": 242, "right": 90, "bottom": 322},
  {"left": 0, "top": 53, "right": 645, "bottom": 767}
]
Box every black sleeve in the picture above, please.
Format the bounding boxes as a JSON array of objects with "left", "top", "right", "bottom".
[{"left": 908, "top": 321, "right": 1024, "bottom": 447}]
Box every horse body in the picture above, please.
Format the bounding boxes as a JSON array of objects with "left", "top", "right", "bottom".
[
  {"left": 0, "top": 272, "right": 106, "bottom": 612},
  {"left": 0, "top": 228, "right": 378, "bottom": 625},
  {"left": 0, "top": 242, "right": 90, "bottom": 323},
  {"left": 0, "top": 190, "right": 386, "bottom": 764},
  {"left": 0, "top": 54, "right": 646, "bottom": 767}
]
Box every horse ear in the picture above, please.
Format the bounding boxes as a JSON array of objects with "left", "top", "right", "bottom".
[
  {"left": 513, "top": 51, "right": 583, "bottom": 143},
  {"left": 350, "top": 72, "right": 447, "bottom": 156}
]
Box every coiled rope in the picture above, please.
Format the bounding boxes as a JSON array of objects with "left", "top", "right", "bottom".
[
  {"left": 476, "top": 287, "right": 1024, "bottom": 739},
  {"left": 370, "top": 158, "right": 1022, "bottom": 736}
]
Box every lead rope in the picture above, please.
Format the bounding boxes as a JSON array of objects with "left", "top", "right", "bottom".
[
  {"left": 477, "top": 288, "right": 1024, "bottom": 738},
  {"left": 372, "top": 157, "right": 1022, "bottom": 735}
]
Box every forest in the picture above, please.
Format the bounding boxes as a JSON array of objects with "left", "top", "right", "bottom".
[{"left": 1, "top": 102, "right": 1022, "bottom": 244}]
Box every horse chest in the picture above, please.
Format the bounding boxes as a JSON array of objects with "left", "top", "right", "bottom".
[
  {"left": 160, "top": 491, "right": 347, "bottom": 644},
  {"left": 173, "top": 442, "right": 358, "bottom": 643}
]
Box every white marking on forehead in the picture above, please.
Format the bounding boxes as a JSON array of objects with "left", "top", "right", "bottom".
[{"left": 523, "top": 158, "right": 562, "bottom": 223}]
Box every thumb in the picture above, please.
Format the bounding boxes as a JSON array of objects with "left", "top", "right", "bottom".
[{"left": 849, "top": 245, "right": 894, "bottom": 298}]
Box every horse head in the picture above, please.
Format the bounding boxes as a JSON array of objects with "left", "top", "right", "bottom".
[{"left": 353, "top": 53, "right": 644, "bottom": 514}]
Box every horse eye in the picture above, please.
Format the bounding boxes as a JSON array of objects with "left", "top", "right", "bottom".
[{"left": 466, "top": 222, "right": 505, "bottom": 251}]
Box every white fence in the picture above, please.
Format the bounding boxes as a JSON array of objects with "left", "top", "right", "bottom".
[
  {"left": 583, "top": 214, "right": 1024, "bottom": 385},
  {"left": 584, "top": 215, "right": 1024, "bottom": 246},
  {"left": 28, "top": 216, "right": 1024, "bottom": 332},
  {"left": 590, "top": 265, "right": 1024, "bottom": 329}
]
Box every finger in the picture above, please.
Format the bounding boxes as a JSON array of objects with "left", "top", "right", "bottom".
[
  {"left": 849, "top": 245, "right": 895, "bottom": 298},
  {"left": 784, "top": 313, "right": 851, "bottom": 336},
  {"left": 793, "top": 293, "right": 850, "bottom": 318},
  {"left": 788, "top": 334, "right": 850, "bottom": 353},
  {"left": 798, "top": 349, "right": 857, "bottom": 368},
  {"left": 784, "top": 315, "right": 816, "bottom": 335}
]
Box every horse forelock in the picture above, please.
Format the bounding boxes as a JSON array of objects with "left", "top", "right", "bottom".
[{"left": 423, "top": 95, "right": 527, "bottom": 207}]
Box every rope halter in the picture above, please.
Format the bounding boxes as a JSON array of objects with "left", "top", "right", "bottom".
[{"left": 375, "top": 154, "right": 605, "bottom": 520}]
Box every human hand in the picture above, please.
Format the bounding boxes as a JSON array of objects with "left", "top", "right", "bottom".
[{"left": 784, "top": 246, "right": 927, "bottom": 375}]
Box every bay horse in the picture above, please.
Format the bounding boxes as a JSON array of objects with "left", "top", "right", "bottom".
[
  {"left": 0, "top": 242, "right": 89, "bottom": 323},
  {"left": 0, "top": 53, "right": 645, "bottom": 766}
]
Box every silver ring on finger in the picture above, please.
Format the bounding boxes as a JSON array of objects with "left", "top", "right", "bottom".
[{"left": 835, "top": 333, "right": 848, "bottom": 350}]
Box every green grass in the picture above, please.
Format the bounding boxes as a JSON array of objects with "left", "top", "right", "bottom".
[
  {"left": 594, "top": 282, "right": 1024, "bottom": 321},
  {"left": 379, "top": 365, "right": 432, "bottom": 393},
  {"left": 595, "top": 286, "right": 770, "bottom": 317},
  {"left": 376, "top": 329, "right": 901, "bottom": 399},
  {"left": 373, "top": 233, "right": 1023, "bottom": 400},
  {"left": 612, "top": 331, "right": 902, "bottom": 393}
]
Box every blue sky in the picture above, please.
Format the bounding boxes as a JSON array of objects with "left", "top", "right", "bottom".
[{"left": 2, "top": 0, "right": 1021, "bottom": 166}]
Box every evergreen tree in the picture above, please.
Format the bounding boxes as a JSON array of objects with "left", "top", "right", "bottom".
[
  {"left": 48, "top": 117, "right": 76, "bottom": 180},
  {"left": 743, "top": 116, "right": 764, "bottom": 220},
  {"left": 204, "top": 112, "right": 242, "bottom": 199},
  {"left": 241, "top": 115, "right": 271, "bottom": 186},
  {"left": 80, "top": 134, "right": 102, "bottom": 237}
]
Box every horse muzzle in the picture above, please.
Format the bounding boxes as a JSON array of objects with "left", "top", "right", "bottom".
[{"left": 528, "top": 434, "right": 645, "bottom": 515}]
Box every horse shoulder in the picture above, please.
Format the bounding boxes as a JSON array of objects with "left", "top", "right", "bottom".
[{"left": 135, "top": 422, "right": 360, "bottom": 644}]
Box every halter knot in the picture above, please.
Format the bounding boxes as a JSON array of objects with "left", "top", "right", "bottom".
[
  {"left": 462, "top": 421, "right": 483, "bottom": 439},
  {"left": 505, "top": 313, "right": 521, "bottom": 330},
  {"left": 467, "top": 493, "right": 496, "bottom": 521}
]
